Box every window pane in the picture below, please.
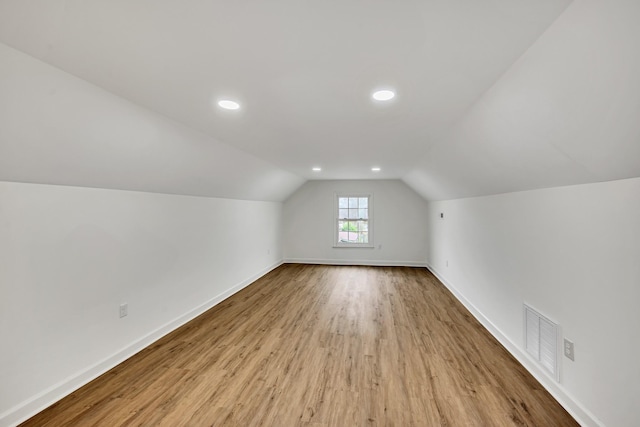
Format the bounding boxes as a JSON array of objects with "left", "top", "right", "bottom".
[
  {"left": 338, "top": 220, "right": 348, "bottom": 242},
  {"left": 340, "top": 220, "right": 357, "bottom": 232},
  {"left": 336, "top": 196, "right": 371, "bottom": 245}
]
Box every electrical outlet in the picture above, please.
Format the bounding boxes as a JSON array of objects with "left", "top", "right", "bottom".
[
  {"left": 119, "top": 303, "right": 128, "bottom": 318},
  {"left": 564, "top": 338, "right": 574, "bottom": 361}
]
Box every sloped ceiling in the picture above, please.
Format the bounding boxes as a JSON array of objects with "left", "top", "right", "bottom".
[
  {"left": 5, "top": 1, "right": 637, "bottom": 202},
  {"left": 0, "top": 0, "right": 590, "bottom": 202},
  {"left": 404, "top": 0, "right": 640, "bottom": 200},
  {"left": 0, "top": 43, "right": 304, "bottom": 202}
]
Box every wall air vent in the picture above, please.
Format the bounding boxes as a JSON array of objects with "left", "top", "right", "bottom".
[{"left": 524, "top": 304, "right": 560, "bottom": 381}]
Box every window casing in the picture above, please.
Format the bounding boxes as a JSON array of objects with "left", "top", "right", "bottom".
[{"left": 334, "top": 194, "right": 373, "bottom": 247}]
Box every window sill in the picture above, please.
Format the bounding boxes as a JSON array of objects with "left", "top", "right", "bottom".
[{"left": 332, "top": 245, "right": 375, "bottom": 249}]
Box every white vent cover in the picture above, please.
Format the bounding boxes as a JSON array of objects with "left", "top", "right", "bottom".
[{"left": 524, "top": 304, "right": 559, "bottom": 380}]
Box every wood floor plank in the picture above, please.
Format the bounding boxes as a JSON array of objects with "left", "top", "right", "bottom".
[{"left": 20, "top": 264, "right": 578, "bottom": 426}]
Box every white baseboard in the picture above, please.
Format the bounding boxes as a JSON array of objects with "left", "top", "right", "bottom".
[
  {"left": 284, "top": 258, "right": 427, "bottom": 267},
  {"left": 425, "top": 263, "right": 603, "bottom": 427},
  {"left": 1, "top": 261, "right": 283, "bottom": 427}
]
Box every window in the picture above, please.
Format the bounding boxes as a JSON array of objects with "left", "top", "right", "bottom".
[{"left": 334, "top": 194, "right": 373, "bottom": 247}]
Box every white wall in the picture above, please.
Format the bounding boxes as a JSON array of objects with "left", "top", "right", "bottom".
[
  {"left": 0, "top": 181, "right": 283, "bottom": 426},
  {"left": 283, "top": 180, "right": 428, "bottom": 266},
  {"left": 427, "top": 177, "right": 640, "bottom": 427}
]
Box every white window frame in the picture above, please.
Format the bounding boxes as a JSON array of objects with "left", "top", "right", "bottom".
[{"left": 333, "top": 193, "right": 374, "bottom": 248}]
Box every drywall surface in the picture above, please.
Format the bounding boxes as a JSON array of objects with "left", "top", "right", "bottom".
[
  {"left": 427, "top": 177, "right": 640, "bottom": 427},
  {"left": 404, "top": 0, "right": 640, "bottom": 200},
  {"left": 0, "top": 181, "right": 283, "bottom": 425},
  {"left": 283, "top": 180, "right": 428, "bottom": 266},
  {"left": 0, "top": 42, "right": 304, "bottom": 202}
]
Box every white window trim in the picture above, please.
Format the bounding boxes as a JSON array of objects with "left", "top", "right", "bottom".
[{"left": 333, "top": 193, "right": 374, "bottom": 248}]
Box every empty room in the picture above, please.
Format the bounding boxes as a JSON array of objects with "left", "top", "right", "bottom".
[{"left": 1, "top": 1, "right": 639, "bottom": 426}]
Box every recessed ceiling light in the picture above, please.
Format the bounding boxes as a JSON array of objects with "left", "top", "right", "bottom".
[
  {"left": 371, "top": 167, "right": 381, "bottom": 172},
  {"left": 372, "top": 90, "right": 395, "bottom": 101},
  {"left": 218, "top": 99, "right": 240, "bottom": 110},
  {"left": 312, "top": 167, "right": 322, "bottom": 172}
]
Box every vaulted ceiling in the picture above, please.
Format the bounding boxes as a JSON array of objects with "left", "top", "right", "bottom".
[{"left": 1, "top": 0, "right": 639, "bottom": 201}]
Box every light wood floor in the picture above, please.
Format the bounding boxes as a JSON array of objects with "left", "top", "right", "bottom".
[{"left": 21, "top": 264, "right": 578, "bottom": 426}]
